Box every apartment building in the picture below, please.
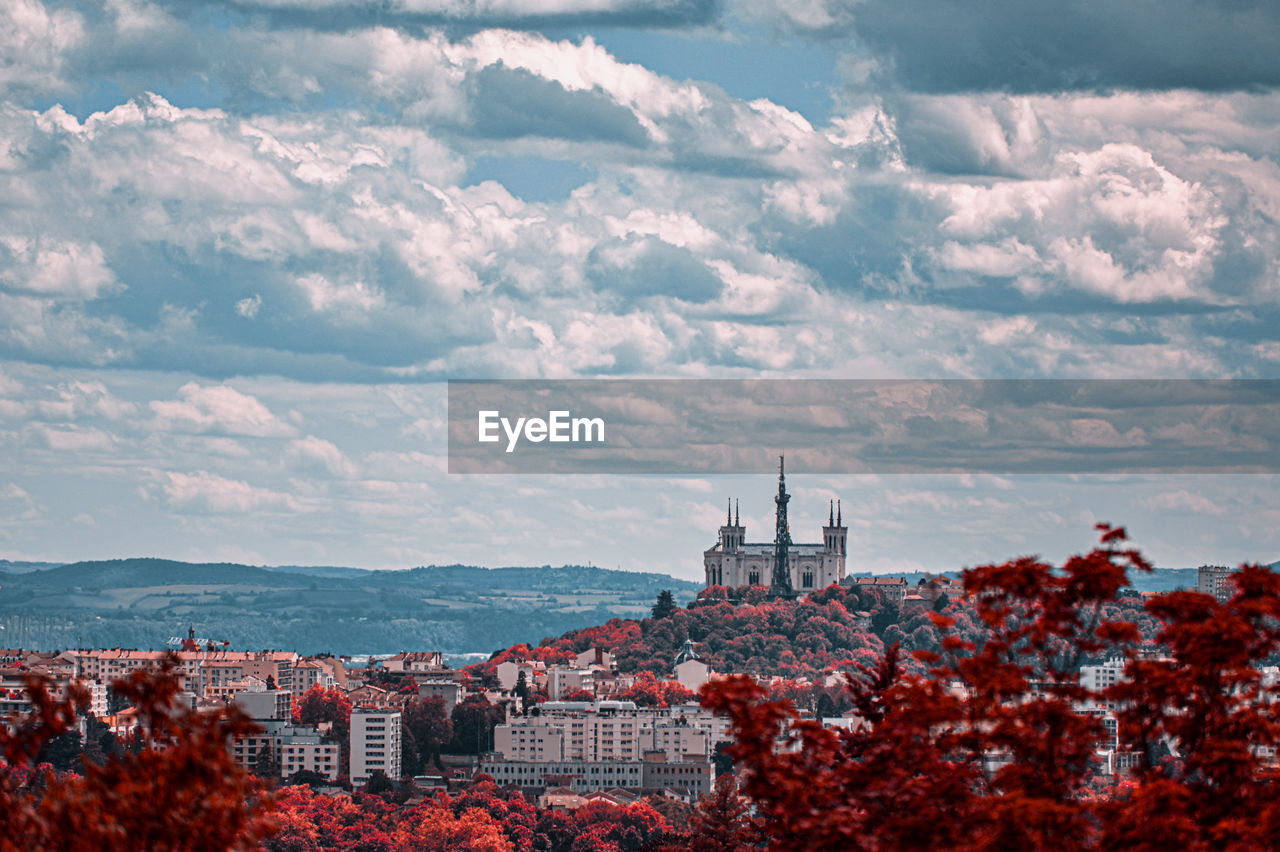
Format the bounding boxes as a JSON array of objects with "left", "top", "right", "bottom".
[
  {"left": 64, "top": 649, "right": 300, "bottom": 696},
  {"left": 350, "top": 708, "right": 401, "bottom": 784},
  {"left": 480, "top": 751, "right": 712, "bottom": 799},
  {"left": 494, "top": 700, "right": 729, "bottom": 763}
]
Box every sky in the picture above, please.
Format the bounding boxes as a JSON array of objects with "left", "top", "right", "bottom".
[{"left": 1, "top": 0, "right": 1279, "bottom": 580}]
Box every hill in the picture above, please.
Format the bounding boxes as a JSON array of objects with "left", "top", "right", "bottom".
[{"left": 0, "top": 558, "right": 701, "bottom": 655}]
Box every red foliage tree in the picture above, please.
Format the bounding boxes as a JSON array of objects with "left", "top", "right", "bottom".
[
  {"left": 1, "top": 657, "right": 274, "bottom": 852},
  {"left": 702, "top": 525, "right": 1280, "bottom": 852},
  {"left": 402, "top": 695, "right": 452, "bottom": 771},
  {"left": 295, "top": 684, "right": 354, "bottom": 774},
  {"left": 688, "top": 774, "right": 762, "bottom": 852}
]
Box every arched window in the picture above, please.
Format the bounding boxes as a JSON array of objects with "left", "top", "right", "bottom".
[
  {"left": 803, "top": 571, "right": 814, "bottom": 588},
  {"left": 748, "top": 571, "right": 760, "bottom": 585}
]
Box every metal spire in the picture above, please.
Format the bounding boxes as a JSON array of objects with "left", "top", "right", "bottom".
[{"left": 771, "top": 455, "right": 794, "bottom": 597}]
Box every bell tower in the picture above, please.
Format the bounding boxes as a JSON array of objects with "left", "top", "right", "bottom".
[{"left": 718, "top": 499, "right": 744, "bottom": 552}]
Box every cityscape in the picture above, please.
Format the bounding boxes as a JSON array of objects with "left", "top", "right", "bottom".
[
  {"left": 4, "top": 0, "right": 1280, "bottom": 848},
  {"left": 3, "top": 472, "right": 1277, "bottom": 849}
]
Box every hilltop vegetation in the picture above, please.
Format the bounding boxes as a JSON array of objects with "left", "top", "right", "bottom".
[{"left": 0, "top": 558, "right": 700, "bottom": 655}]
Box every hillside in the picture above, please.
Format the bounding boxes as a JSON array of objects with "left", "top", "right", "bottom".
[{"left": 0, "top": 558, "right": 701, "bottom": 655}]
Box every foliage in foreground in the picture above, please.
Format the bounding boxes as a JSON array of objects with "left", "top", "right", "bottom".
[
  {"left": 702, "top": 525, "right": 1280, "bottom": 851},
  {"left": 0, "top": 657, "right": 274, "bottom": 852}
]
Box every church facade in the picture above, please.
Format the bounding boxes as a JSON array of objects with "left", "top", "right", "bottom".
[{"left": 702, "top": 461, "right": 847, "bottom": 593}]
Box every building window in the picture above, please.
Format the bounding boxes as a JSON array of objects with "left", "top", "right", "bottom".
[{"left": 748, "top": 571, "right": 759, "bottom": 585}]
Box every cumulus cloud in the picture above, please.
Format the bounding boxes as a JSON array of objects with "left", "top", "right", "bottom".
[
  {"left": 150, "top": 382, "right": 297, "bottom": 437},
  {"left": 0, "top": 0, "right": 84, "bottom": 94},
  {"left": 0, "top": 3, "right": 1275, "bottom": 390},
  {"left": 287, "top": 435, "right": 357, "bottom": 477},
  {"left": 157, "top": 469, "right": 302, "bottom": 514},
  {"left": 0, "top": 237, "right": 119, "bottom": 300},
  {"left": 33, "top": 424, "right": 116, "bottom": 451}
]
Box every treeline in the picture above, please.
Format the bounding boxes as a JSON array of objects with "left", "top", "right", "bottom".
[{"left": 472, "top": 580, "right": 1164, "bottom": 690}]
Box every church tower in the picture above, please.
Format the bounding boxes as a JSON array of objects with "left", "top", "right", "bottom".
[
  {"left": 718, "top": 499, "right": 744, "bottom": 552},
  {"left": 771, "top": 456, "right": 796, "bottom": 598},
  {"left": 822, "top": 499, "right": 847, "bottom": 557},
  {"left": 703, "top": 461, "right": 846, "bottom": 593}
]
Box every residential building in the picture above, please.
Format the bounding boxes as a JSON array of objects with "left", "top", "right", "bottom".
[
  {"left": 845, "top": 576, "right": 908, "bottom": 607},
  {"left": 480, "top": 752, "right": 712, "bottom": 799},
  {"left": 494, "top": 699, "right": 730, "bottom": 763},
  {"left": 350, "top": 708, "right": 402, "bottom": 784},
  {"left": 1198, "top": 565, "right": 1238, "bottom": 603},
  {"left": 383, "top": 652, "right": 446, "bottom": 674}
]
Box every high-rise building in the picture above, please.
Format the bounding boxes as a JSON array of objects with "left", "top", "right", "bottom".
[
  {"left": 350, "top": 708, "right": 402, "bottom": 785},
  {"left": 1197, "top": 565, "right": 1237, "bottom": 603}
]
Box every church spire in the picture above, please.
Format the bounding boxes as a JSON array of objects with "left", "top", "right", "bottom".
[
  {"left": 829, "top": 499, "right": 834, "bottom": 526},
  {"left": 727, "top": 498, "right": 732, "bottom": 526},
  {"left": 771, "top": 455, "right": 794, "bottom": 597},
  {"left": 734, "top": 499, "right": 739, "bottom": 526},
  {"left": 837, "top": 499, "right": 842, "bottom": 526}
]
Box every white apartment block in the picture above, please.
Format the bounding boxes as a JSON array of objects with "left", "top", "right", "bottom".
[
  {"left": 292, "top": 660, "right": 337, "bottom": 694},
  {"left": 230, "top": 721, "right": 340, "bottom": 781},
  {"left": 548, "top": 667, "right": 595, "bottom": 700},
  {"left": 278, "top": 731, "right": 340, "bottom": 781},
  {"left": 0, "top": 671, "right": 108, "bottom": 718},
  {"left": 1197, "top": 565, "right": 1237, "bottom": 603},
  {"left": 350, "top": 708, "right": 401, "bottom": 784},
  {"left": 234, "top": 689, "right": 293, "bottom": 722},
  {"left": 494, "top": 700, "right": 729, "bottom": 763},
  {"left": 480, "top": 753, "right": 713, "bottom": 799}
]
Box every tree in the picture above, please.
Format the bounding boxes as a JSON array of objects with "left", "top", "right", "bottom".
[
  {"left": 688, "top": 775, "right": 762, "bottom": 852},
  {"left": 514, "top": 671, "right": 531, "bottom": 714},
  {"left": 651, "top": 590, "right": 678, "bottom": 620},
  {"left": 283, "top": 769, "right": 329, "bottom": 789},
  {"left": 449, "top": 696, "right": 502, "bottom": 755},
  {"left": 711, "top": 741, "right": 735, "bottom": 778},
  {"left": 252, "top": 743, "right": 281, "bottom": 783},
  {"left": 362, "top": 769, "right": 395, "bottom": 797},
  {"left": 1, "top": 656, "right": 273, "bottom": 851},
  {"left": 403, "top": 695, "right": 453, "bottom": 768},
  {"left": 392, "top": 805, "right": 515, "bottom": 852},
  {"left": 295, "top": 685, "right": 353, "bottom": 774},
  {"left": 701, "top": 525, "right": 1280, "bottom": 852}
]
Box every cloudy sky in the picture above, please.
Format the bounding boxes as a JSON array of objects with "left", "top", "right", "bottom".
[{"left": 1, "top": 0, "right": 1278, "bottom": 579}]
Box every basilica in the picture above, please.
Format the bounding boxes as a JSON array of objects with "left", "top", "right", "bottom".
[{"left": 702, "top": 458, "right": 846, "bottom": 594}]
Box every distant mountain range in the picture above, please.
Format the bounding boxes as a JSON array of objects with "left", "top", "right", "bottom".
[
  {"left": 0, "top": 558, "right": 702, "bottom": 656},
  {"left": 1, "top": 557, "right": 1271, "bottom": 655}
]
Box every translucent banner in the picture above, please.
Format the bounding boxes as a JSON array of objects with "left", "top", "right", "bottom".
[{"left": 447, "top": 379, "right": 1280, "bottom": 474}]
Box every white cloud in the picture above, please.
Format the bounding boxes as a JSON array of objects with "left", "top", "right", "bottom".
[
  {"left": 235, "top": 294, "right": 262, "bottom": 318},
  {"left": 1142, "top": 489, "right": 1227, "bottom": 516},
  {"left": 150, "top": 382, "right": 297, "bottom": 437},
  {"left": 295, "top": 274, "right": 386, "bottom": 317},
  {"left": 0, "top": 0, "right": 83, "bottom": 94},
  {"left": 287, "top": 435, "right": 357, "bottom": 477},
  {"left": 34, "top": 424, "right": 116, "bottom": 451},
  {"left": 158, "top": 469, "right": 302, "bottom": 514},
  {"left": 0, "top": 237, "right": 119, "bottom": 300}
]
